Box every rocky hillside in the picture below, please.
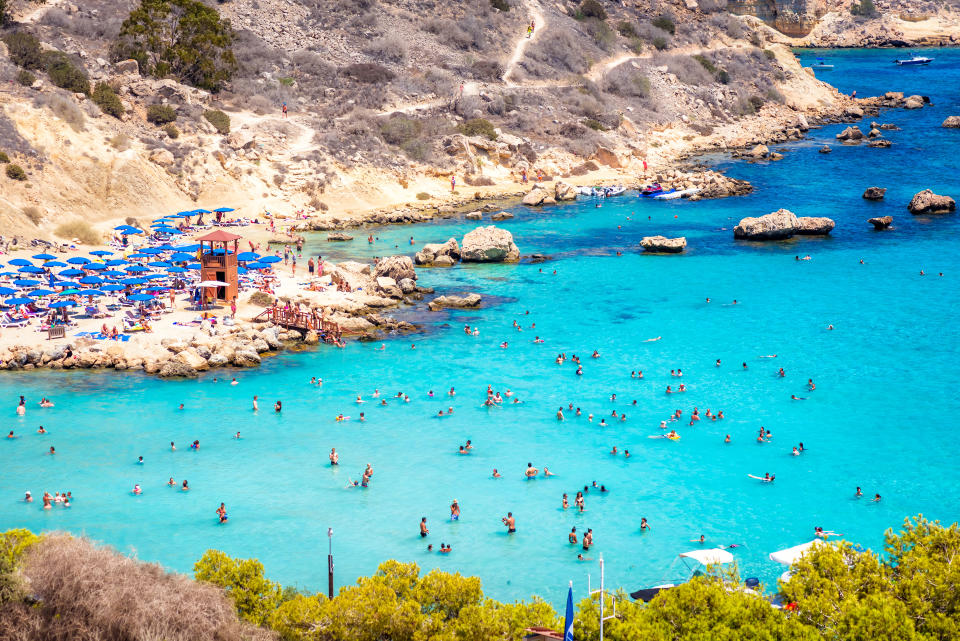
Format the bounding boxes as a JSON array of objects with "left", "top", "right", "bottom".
[{"left": 0, "top": 0, "right": 877, "bottom": 241}]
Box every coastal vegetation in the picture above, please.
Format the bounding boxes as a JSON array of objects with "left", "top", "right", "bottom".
[{"left": 2, "top": 516, "right": 958, "bottom": 640}]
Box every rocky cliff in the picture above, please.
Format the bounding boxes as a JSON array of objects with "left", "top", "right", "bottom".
[{"left": 728, "top": 0, "right": 826, "bottom": 37}]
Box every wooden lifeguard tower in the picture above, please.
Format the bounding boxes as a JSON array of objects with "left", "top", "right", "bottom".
[{"left": 196, "top": 230, "right": 241, "bottom": 303}]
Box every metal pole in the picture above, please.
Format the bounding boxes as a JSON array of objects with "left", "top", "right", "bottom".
[
  {"left": 599, "top": 554, "right": 604, "bottom": 641},
  {"left": 327, "top": 527, "right": 334, "bottom": 599}
]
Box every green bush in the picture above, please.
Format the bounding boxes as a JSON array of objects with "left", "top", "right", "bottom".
[
  {"left": 162, "top": 123, "right": 180, "bottom": 139},
  {"left": 92, "top": 82, "right": 125, "bottom": 118},
  {"left": 583, "top": 118, "right": 606, "bottom": 131},
  {"left": 458, "top": 118, "right": 497, "bottom": 140},
  {"left": 749, "top": 95, "right": 765, "bottom": 111},
  {"left": 693, "top": 54, "right": 717, "bottom": 73},
  {"left": 717, "top": 69, "right": 730, "bottom": 84},
  {"left": 616, "top": 21, "right": 638, "bottom": 37},
  {"left": 0, "top": 0, "right": 9, "bottom": 27},
  {"left": 763, "top": 48, "right": 777, "bottom": 60},
  {"left": 146, "top": 103, "right": 177, "bottom": 125},
  {"left": 579, "top": 0, "right": 607, "bottom": 20},
  {"left": 652, "top": 15, "right": 676, "bottom": 35},
  {"left": 653, "top": 36, "right": 668, "bottom": 50},
  {"left": 45, "top": 53, "right": 91, "bottom": 95},
  {"left": 2, "top": 32, "right": 44, "bottom": 70},
  {"left": 16, "top": 69, "right": 36, "bottom": 87},
  {"left": 851, "top": 0, "right": 877, "bottom": 16},
  {"left": 490, "top": 0, "right": 510, "bottom": 9},
  {"left": 341, "top": 62, "right": 395, "bottom": 83},
  {"left": 203, "top": 109, "right": 230, "bottom": 134},
  {"left": 0, "top": 151, "right": 7, "bottom": 163},
  {"left": 5, "top": 164, "right": 26, "bottom": 181},
  {"left": 113, "top": 0, "right": 236, "bottom": 92}
]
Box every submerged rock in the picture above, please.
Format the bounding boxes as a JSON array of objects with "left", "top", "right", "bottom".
[
  {"left": 908, "top": 189, "right": 956, "bottom": 215},
  {"left": 461, "top": 226, "right": 520, "bottom": 262},
  {"left": 819, "top": 145, "right": 832, "bottom": 154},
  {"left": 734, "top": 209, "right": 799, "bottom": 240},
  {"left": 491, "top": 211, "right": 514, "bottom": 221},
  {"left": 640, "top": 236, "right": 687, "bottom": 253},
  {"left": 863, "top": 187, "right": 886, "bottom": 201},
  {"left": 428, "top": 293, "right": 482, "bottom": 311},
  {"left": 868, "top": 216, "right": 893, "bottom": 230},
  {"left": 326, "top": 232, "right": 354, "bottom": 241},
  {"left": 942, "top": 117, "right": 960, "bottom": 128}
]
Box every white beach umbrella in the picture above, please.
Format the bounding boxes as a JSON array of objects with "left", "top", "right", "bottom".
[{"left": 197, "top": 280, "right": 230, "bottom": 287}]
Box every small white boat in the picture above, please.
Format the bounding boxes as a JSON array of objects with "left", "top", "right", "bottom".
[
  {"left": 576, "top": 186, "right": 596, "bottom": 196},
  {"left": 811, "top": 57, "right": 834, "bottom": 70},
  {"left": 895, "top": 53, "right": 933, "bottom": 66},
  {"left": 602, "top": 185, "right": 626, "bottom": 197},
  {"left": 654, "top": 187, "right": 700, "bottom": 200}
]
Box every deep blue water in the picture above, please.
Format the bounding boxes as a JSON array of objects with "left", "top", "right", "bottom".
[{"left": 1, "top": 49, "right": 959, "bottom": 607}]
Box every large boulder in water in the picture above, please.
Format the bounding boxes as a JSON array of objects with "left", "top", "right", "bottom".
[
  {"left": 640, "top": 236, "right": 687, "bottom": 253},
  {"left": 461, "top": 226, "right": 520, "bottom": 262},
  {"left": 836, "top": 126, "right": 863, "bottom": 141},
  {"left": 733, "top": 209, "right": 799, "bottom": 240},
  {"left": 521, "top": 186, "right": 548, "bottom": 206},
  {"left": 868, "top": 216, "right": 893, "bottom": 230},
  {"left": 908, "top": 189, "right": 955, "bottom": 215},
  {"left": 555, "top": 181, "right": 578, "bottom": 201},
  {"left": 375, "top": 255, "right": 417, "bottom": 282},
  {"left": 863, "top": 187, "right": 886, "bottom": 200},
  {"left": 942, "top": 116, "right": 960, "bottom": 128},
  {"left": 414, "top": 238, "right": 460, "bottom": 265},
  {"left": 795, "top": 217, "right": 835, "bottom": 235},
  {"left": 428, "top": 293, "right": 482, "bottom": 311}
]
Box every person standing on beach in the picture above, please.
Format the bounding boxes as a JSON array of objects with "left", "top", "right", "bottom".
[
  {"left": 451, "top": 175, "right": 456, "bottom": 192},
  {"left": 282, "top": 102, "right": 288, "bottom": 118}
]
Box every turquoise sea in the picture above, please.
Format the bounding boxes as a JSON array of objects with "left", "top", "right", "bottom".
[{"left": 2, "top": 49, "right": 959, "bottom": 606}]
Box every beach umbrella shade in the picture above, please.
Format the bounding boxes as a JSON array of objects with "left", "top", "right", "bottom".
[
  {"left": 9, "top": 258, "right": 33, "bottom": 266},
  {"left": 101, "top": 270, "right": 126, "bottom": 277},
  {"left": 83, "top": 263, "right": 107, "bottom": 271},
  {"left": 170, "top": 252, "right": 195, "bottom": 262},
  {"left": 59, "top": 269, "right": 85, "bottom": 277},
  {"left": 67, "top": 257, "right": 91, "bottom": 265},
  {"left": 4, "top": 297, "right": 34, "bottom": 306},
  {"left": 50, "top": 281, "right": 77, "bottom": 288},
  {"left": 0, "top": 287, "right": 16, "bottom": 295},
  {"left": 166, "top": 266, "right": 188, "bottom": 273},
  {"left": 198, "top": 280, "right": 230, "bottom": 287},
  {"left": 244, "top": 262, "right": 267, "bottom": 270},
  {"left": 113, "top": 225, "right": 131, "bottom": 231},
  {"left": 57, "top": 289, "right": 81, "bottom": 296},
  {"left": 139, "top": 248, "right": 165, "bottom": 255},
  {"left": 128, "top": 293, "right": 155, "bottom": 301},
  {"left": 260, "top": 256, "right": 282, "bottom": 263},
  {"left": 174, "top": 244, "right": 201, "bottom": 251},
  {"left": 18, "top": 266, "right": 45, "bottom": 274},
  {"left": 155, "top": 228, "right": 182, "bottom": 234},
  {"left": 27, "top": 289, "right": 56, "bottom": 297},
  {"left": 90, "top": 250, "right": 114, "bottom": 256},
  {"left": 49, "top": 300, "right": 77, "bottom": 309},
  {"left": 101, "top": 284, "right": 126, "bottom": 292},
  {"left": 121, "top": 229, "right": 143, "bottom": 235},
  {"left": 32, "top": 253, "right": 57, "bottom": 260},
  {"left": 186, "top": 263, "right": 201, "bottom": 270},
  {"left": 148, "top": 261, "right": 171, "bottom": 268},
  {"left": 79, "top": 276, "right": 104, "bottom": 285},
  {"left": 143, "top": 274, "right": 167, "bottom": 281},
  {"left": 125, "top": 266, "right": 149, "bottom": 273},
  {"left": 78, "top": 290, "right": 105, "bottom": 297},
  {"left": 237, "top": 252, "right": 260, "bottom": 261},
  {"left": 0, "top": 271, "right": 19, "bottom": 277},
  {"left": 121, "top": 278, "right": 147, "bottom": 285},
  {"left": 194, "top": 209, "right": 212, "bottom": 214},
  {"left": 12, "top": 279, "right": 40, "bottom": 287},
  {"left": 214, "top": 207, "right": 235, "bottom": 213},
  {"left": 146, "top": 286, "right": 171, "bottom": 291},
  {"left": 45, "top": 261, "right": 67, "bottom": 267}
]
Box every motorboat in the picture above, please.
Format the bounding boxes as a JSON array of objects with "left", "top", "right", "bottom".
[
  {"left": 811, "top": 57, "right": 834, "bottom": 70},
  {"left": 653, "top": 187, "right": 700, "bottom": 200},
  {"left": 629, "top": 548, "right": 735, "bottom": 601},
  {"left": 894, "top": 53, "right": 933, "bottom": 65},
  {"left": 640, "top": 183, "right": 663, "bottom": 196}
]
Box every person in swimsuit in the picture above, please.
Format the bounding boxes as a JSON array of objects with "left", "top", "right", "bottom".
[
  {"left": 420, "top": 517, "right": 429, "bottom": 537},
  {"left": 502, "top": 512, "right": 516, "bottom": 533},
  {"left": 330, "top": 448, "right": 339, "bottom": 465},
  {"left": 568, "top": 527, "right": 577, "bottom": 544},
  {"left": 450, "top": 500, "right": 460, "bottom": 520},
  {"left": 492, "top": 469, "right": 501, "bottom": 478},
  {"left": 182, "top": 480, "right": 189, "bottom": 491},
  {"left": 640, "top": 517, "right": 650, "bottom": 531},
  {"left": 217, "top": 503, "right": 228, "bottom": 523}
]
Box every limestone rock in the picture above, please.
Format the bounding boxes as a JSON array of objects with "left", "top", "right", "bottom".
[
  {"left": 159, "top": 360, "right": 198, "bottom": 378},
  {"left": 491, "top": 211, "right": 514, "bottom": 221},
  {"left": 149, "top": 149, "right": 175, "bottom": 166},
  {"left": 868, "top": 216, "right": 893, "bottom": 230},
  {"left": 942, "top": 116, "right": 960, "bottom": 128},
  {"left": 733, "top": 209, "right": 799, "bottom": 240},
  {"left": 819, "top": 145, "right": 832, "bottom": 154},
  {"left": 749, "top": 144, "right": 769, "bottom": 158},
  {"left": 640, "top": 236, "right": 687, "bottom": 253},
  {"left": 904, "top": 95, "right": 924, "bottom": 109},
  {"left": 376, "top": 276, "right": 402, "bottom": 298},
  {"left": 432, "top": 255, "right": 456, "bottom": 267},
  {"left": 207, "top": 353, "right": 229, "bottom": 367},
  {"left": 868, "top": 139, "right": 892, "bottom": 148},
  {"left": 176, "top": 348, "right": 209, "bottom": 371},
  {"left": 522, "top": 187, "right": 548, "bottom": 206},
  {"left": 375, "top": 255, "right": 416, "bottom": 282},
  {"left": 908, "top": 189, "right": 956, "bottom": 215},
  {"left": 555, "top": 181, "right": 578, "bottom": 201},
  {"left": 415, "top": 239, "right": 460, "bottom": 266},
  {"left": 464, "top": 212, "right": 483, "bottom": 220},
  {"left": 461, "top": 226, "right": 520, "bottom": 262},
  {"left": 590, "top": 146, "right": 621, "bottom": 168},
  {"left": 795, "top": 217, "right": 835, "bottom": 235},
  {"left": 863, "top": 187, "right": 886, "bottom": 200},
  {"left": 304, "top": 330, "right": 320, "bottom": 345},
  {"left": 233, "top": 349, "right": 261, "bottom": 367},
  {"left": 428, "top": 293, "right": 482, "bottom": 311},
  {"left": 398, "top": 278, "right": 416, "bottom": 294},
  {"left": 326, "top": 232, "right": 354, "bottom": 241},
  {"left": 836, "top": 126, "right": 863, "bottom": 141},
  {"left": 115, "top": 59, "right": 139, "bottom": 75}
]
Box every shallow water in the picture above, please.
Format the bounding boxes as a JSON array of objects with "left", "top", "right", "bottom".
[{"left": 2, "top": 49, "right": 960, "bottom": 606}]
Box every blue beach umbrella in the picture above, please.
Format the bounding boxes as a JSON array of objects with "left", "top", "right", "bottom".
[
  {"left": 45, "top": 261, "right": 67, "bottom": 267},
  {"left": 563, "top": 583, "right": 574, "bottom": 641},
  {"left": 121, "top": 278, "right": 147, "bottom": 285},
  {"left": 59, "top": 269, "right": 84, "bottom": 277},
  {"left": 128, "top": 293, "right": 155, "bottom": 301},
  {"left": 174, "top": 244, "right": 200, "bottom": 252},
  {"left": 32, "top": 253, "right": 57, "bottom": 260},
  {"left": 18, "top": 266, "right": 45, "bottom": 274},
  {"left": 67, "top": 257, "right": 91, "bottom": 265},
  {"left": 194, "top": 209, "right": 212, "bottom": 214},
  {"left": 49, "top": 300, "right": 77, "bottom": 309},
  {"left": 126, "top": 266, "right": 149, "bottom": 273},
  {"left": 84, "top": 263, "right": 107, "bottom": 271},
  {"left": 12, "top": 279, "right": 40, "bottom": 287},
  {"left": 78, "top": 290, "right": 105, "bottom": 297},
  {"left": 114, "top": 225, "right": 134, "bottom": 231},
  {"left": 58, "top": 289, "right": 81, "bottom": 296},
  {"left": 260, "top": 256, "right": 281, "bottom": 263},
  {"left": 0, "top": 287, "right": 16, "bottom": 295},
  {"left": 4, "top": 297, "right": 33, "bottom": 306},
  {"left": 186, "top": 263, "right": 201, "bottom": 270},
  {"left": 245, "top": 262, "right": 267, "bottom": 270},
  {"left": 148, "top": 261, "right": 171, "bottom": 268},
  {"left": 170, "top": 252, "right": 195, "bottom": 262},
  {"left": 9, "top": 258, "right": 32, "bottom": 266},
  {"left": 139, "top": 248, "right": 165, "bottom": 255},
  {"left": 143, "top": 274, "right": 167, "bottom": 281},
  {"left": 101, "top": 283, "right": 126, "bottom": 291},
  {"left": 79, "top": 276, "right": 104, "bottom": 285},
  {"left": 50, "top": 281, "right": 77, "bottom": 288},
  {"left": 101, "top": 270, "right": 126, "bottom": 277},
  {"left": 90, "top": 250, "right": 114, "bottom": 256},
  {"left": 166, "top": 266, "right": 188, "bottom": 273},
  {"left": 105, "top": 259, "right": 128, "bottom": 266},
  {"left": 121, "top": 229, "right": 143, "bottom": 235},
  {"left": 237, "top": 252, "right": 260, "bottom": 261},
  {"left": 214, "top": 207, "right": 235, "bottom": 213},
  {"left": 27, "top": 289, "right": 56, "bottom": 297}
]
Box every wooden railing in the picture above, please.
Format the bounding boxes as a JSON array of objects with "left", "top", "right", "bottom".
[{"left": 255, "top": 307, "right": 342, "bottom": 338}]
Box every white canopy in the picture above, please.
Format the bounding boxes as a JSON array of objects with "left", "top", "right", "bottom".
[
  {"left": 198, "top": 280, "right": 230, "bottom": 287},
  {"left": 769, "top": 540, "right": 819, "bottom": 566},
  {"left": 679, "top": 548, "right": 734, "bottom": 566}
]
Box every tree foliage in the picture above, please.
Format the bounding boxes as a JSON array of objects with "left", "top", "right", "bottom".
[
  {"left": 2, "top": 32, "right": 45, "bottom": 70},
  {"left": 113, "top": 0, "right": 236, "bottom": 92},
  {"left": 0, "top": 529, "right": 40, "bottom": 603},
  {"left": 193, "top": 549, "right": 282, "bottom": 625},
  {"left": 43, "top": 51, "right": 91, "bottom": 95},
  {"left": 147, "top": 103, "right": 177, "bottom": 124},
  {"left": 93, "top": 82, "right": 125, "bottom": 118}
]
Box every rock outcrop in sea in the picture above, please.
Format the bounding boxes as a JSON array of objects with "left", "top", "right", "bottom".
[
  {"left": 461, "top": 226, "right": 520, "bottom": 262},
  {"left": 640, "top": 236, "right": 687, "bottom": 253},
  {"left": 943, "top": 117, "right": 960, "bottom": 128},
  {"left": 868, "top": 216, "right": 893, "bottom": 230},
  {"left": 863, "top": 187, "right": 886, "bottom": 200},
  {"left": 428, "top": 294, "right": 482, "bottom": 311},
  {"left": 734, "top": 210, "right": 835, "bottom": 240},
  {"left": 415, "top": 239, "right": 461, "bottom": 266},
  {"left": 908, "top": 190, "right": 955, "bottom": 215}
]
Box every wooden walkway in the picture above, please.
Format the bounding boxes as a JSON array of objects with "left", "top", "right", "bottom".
[{"left": 255, "top": 307, "right": 341, "bottom": 338}]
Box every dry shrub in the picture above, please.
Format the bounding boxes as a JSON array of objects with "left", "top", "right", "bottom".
[
  {"left": 424, "top": 17, "right": 486, "bottom": 50},
  {"left": 471, "top": 59, "right": 504, "bottom": 81},
  {"left": 36, "top": 94, "right": 86, "bottom": 132},
  {"left": 53, "top": 220, "right": 101, "bottom": 244},
  {"left": 660, "top": 54, "right": 714, "bottom": 85},
  {"left": 464, "top": 174, "right": 494, "bottom": 186},
  {"left": 603, "top": 63, "right": 650, "bottom": 98},
  {"left": 22, "top": 206, "right": 41, "bottom": 224},
  {"left": 416, "top": 192, "right": 431, "bottom": 200},
  {"left": 341, "top": 62, "right": 394, "bottom": 84},
  {"left": 364, "top": 35, "right": 407, "bottom": 63},
  {"left": 530, "top": 30, "right": 588, "bottom": 74},
  {"left": 108, "top": 133, "right": 131, "bottom": 150},
  {"left": 22, "top": 535, "right": 275, "bottom": 641}
]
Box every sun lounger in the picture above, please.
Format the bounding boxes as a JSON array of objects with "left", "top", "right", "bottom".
[{"left": 1, "top": 313, "right": 29, "bottom": 328}]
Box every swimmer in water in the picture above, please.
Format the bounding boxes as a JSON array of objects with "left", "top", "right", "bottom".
[
  {"left": 330, "top": 448, "right": 339, "bottom": 465},
  {"left": 873, "top": 493, "right": 881, "bottom": 502},
  {"left": 724, "top": 434, "right": 731, "bottom": 443},
  {"left": 275, "top": 401, "right": 282, "bottom": 412},
  {"left": 450, "top": 500, "right": 460, "bottom": 520},
  {"left": 644, "top": 337, "right": 662, "bottom": 342},
  {"left": 252, "top": 396, "right": 259, "bottom": 412},
  {"left": 691, "top": 534, "right": 706, "bottom": 544},
  {"left": 525, "top": 463, "right": 538, "bottom": 479},
  {"left": 168, "top": 478, "right": 176, "bottom": 486},
  {"left": 37, "top": 426, "right": 46, "bottom": 434},
  {"left": 182, "top": 479, "right": 189, "bottom": 491},
  {"left": 544, "top": 467, "right": 556, "bottom": 477},
  {"left": 791, "top": 395, "right": 807, "bottom": 400},
  {"left": 569, "top": 527, "right": 577, "bottom": 544},
  {"left": 502, "top": 512, "right": 516, "bottom": 533},
  {"left": 492, "top": 469, "right": 501, "bottom": 478},
  {"left": 855, "top": 486, "right": 863, "bottom": 497},
  {"left": 171, "top": 441, "right": 175, "bottom": 451},
  {"left": 640, "top": 517, "right": 650, "bottom": 531},
  {"left": 231, "top": 378, "right": 238, "bottom": 385},
  {"left": 24, "top": 491, "right": 33, "bottom": 503},
  {"left": 133, "top": 484, "right": 142, "bottom": 495}
]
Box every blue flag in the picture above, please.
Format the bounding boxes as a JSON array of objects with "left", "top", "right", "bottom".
[{"left": 564, "top": 583, "right": 574, "bottom": 641}]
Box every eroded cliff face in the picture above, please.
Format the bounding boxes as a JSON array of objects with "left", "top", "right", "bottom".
[{"left": 729, "top": 0, "right": 828, "bottom": 36}]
